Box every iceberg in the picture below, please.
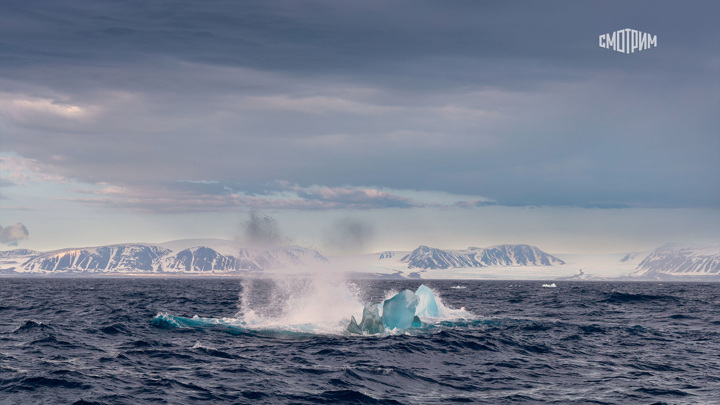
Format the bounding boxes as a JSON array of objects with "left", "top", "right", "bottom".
[
  {"left": 346, "top": 305, "right": 387, "bottom": 335},
  {"left": 381, "top": 289, "right": 419, "bottom": 330},
  {"left": 415, "top": 284, "right": 439, "bottom": 317},
  {"left": 346, "top": 315, "right": 362, "bottom": 334},
  {"left": 359, "top": 305, "right": 384, "bottom": 334},
  {"left": 345, "top": 284, "right": 440, "bottom": 334}
]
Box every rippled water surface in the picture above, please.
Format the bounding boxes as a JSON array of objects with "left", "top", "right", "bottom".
[{"left": 1, "top": 278, "right": 719, "bottom": 404}]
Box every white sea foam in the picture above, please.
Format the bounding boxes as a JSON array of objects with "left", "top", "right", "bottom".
[{"left": 423, "top": 285, "right": 470, "bottom": 320}]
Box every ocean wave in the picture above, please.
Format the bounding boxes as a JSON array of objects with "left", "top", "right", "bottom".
[
  {"left": 12, "top": 319, "right": 51, "bottom": 334},
  {"left": 602, "top": 291, "right": 679, "bottom": 304}
]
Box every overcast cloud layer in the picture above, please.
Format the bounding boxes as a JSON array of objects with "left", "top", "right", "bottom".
[
  {"left": 2, "top": 0, "right": 719, "bottom": 210},
  {"left": 0, "top": 1, "right": 718, "bottom": 251}
]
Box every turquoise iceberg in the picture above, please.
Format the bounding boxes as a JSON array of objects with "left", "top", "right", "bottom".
[{"left": 346, "top": 284, "right": 439, "bottom": 334}]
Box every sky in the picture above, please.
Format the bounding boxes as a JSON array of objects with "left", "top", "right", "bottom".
[{"left": 1, "top": 0, "right": 719, "bottom": 255}]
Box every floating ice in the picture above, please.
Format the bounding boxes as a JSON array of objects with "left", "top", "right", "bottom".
[
  {"left": 345, "top": 284, "right": 446, "bottom": 334},
  {"left": 359, "top": 305, "right": 384, "bottom": 334},
  {"left": 347, "top": 305, "right": 385, "bottom": 334},
  {"left": 381, "top": 289, "right": 419, "bottom": 330},
  {"left": 415, "top": 284, "right": 439, "bottom": 318},
  {"left": 542, "top": 283, "right": 557, "bottom": 288},
  {"left": 346, "top": 316, "right": 362, "bottom": 334}
]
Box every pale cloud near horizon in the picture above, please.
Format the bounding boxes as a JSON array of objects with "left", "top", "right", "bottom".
[
  {"left": 0, "top": 155, "right": 67, "bottom": 186},
  {"left": 60, "top": 182, "right": 494, "bottom": 213},
  {"left": 0, "top": 94, "right": 87, "bottom": 120}
]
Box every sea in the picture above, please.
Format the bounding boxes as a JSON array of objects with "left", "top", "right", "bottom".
[{"left": 1, "top": 277, "right": 718, "bottom": 404}]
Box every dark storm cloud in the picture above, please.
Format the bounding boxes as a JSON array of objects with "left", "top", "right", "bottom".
[
  {"left": 1, "top": 0, "right": 718, "bottom": 209},
  {"left": 2, "top": 1, "right": 716, "bottom": 84}
]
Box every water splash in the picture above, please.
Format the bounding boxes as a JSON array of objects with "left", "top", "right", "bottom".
[
  {"left": 233, "top": 275, "right": 365, "bottom": 333},
  {"left": 154, "top": 277, "right": 472, "bottom": 335}
]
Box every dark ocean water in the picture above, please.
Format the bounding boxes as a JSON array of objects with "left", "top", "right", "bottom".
[{"left": 1, "top": 278, "right": 719, "bottom": 404}]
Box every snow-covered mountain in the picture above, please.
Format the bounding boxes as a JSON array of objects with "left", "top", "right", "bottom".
[
  {"left": 633, "top": 245, "right": 720, "bottom": 278},
  {"left": 620, "top": 251, "right": 646, "bottom": 263},
  {"left": 6, "top": 240, "right": 717, "bottom": 279},
  {"left": 400, "top": 244, "right": 565, "bottom": 270},
  {"left": 0, "top": 249, "right": 37, "bottom": 258},
  {"left": 21, "top": 244, "right": 169, "bottom": 272},
  {"left": 0, "top": 249, "right": 39, "bottom": 273},
  {"left": 377, "top": 251, "right": 398, "bottom": 260},
  {"left": 4, "top": 240, "right": 327, "bottom": 274},
  {"left": 163, "top": 245, "right": 327, "bottom": 272}
]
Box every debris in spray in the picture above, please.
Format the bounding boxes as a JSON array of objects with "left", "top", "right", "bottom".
[
  {"left": 0, "top": 223, "right": 30, "bottom": 246},
  {"left": 325, "top": 217, "right": 375, "bottom": 254},
  {"left": 239, "top": 211, "right": 286, "bottom": 248}
]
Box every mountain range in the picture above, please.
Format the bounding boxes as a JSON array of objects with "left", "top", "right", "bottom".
[
  {"left": 1, "top": 240, "right": 718, "bottom": 279},
  {"left": 632, "top": 245, "right": 720, "bottom": 278},
  {"left": 398, "top": 244, "right": 565, "bottom": 269},
  {"left": 1, "top": 239, "right": 327, "bottom": 274}
]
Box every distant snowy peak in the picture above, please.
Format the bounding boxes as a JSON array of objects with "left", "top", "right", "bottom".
[
  {"left": 401, "top": 244, "right": 564, "bottom": 270},
  {"left": 0, "top": 249, "right": 37, "bottom": 258},
  {"left": 634, "top": 245, "right": 720, "bottom": 277},
  {"left": 482, "top": 244, "right": 565, "bottom": 267},
  {"left": 401, "top": 246, "right": 482, "bottom": 269},
  {"left": 162, "top": 245, "right": 325, "bottom": 272},
  {"left": 159, "top": 239, "right": 244, "bottom": 256},
  {"left": 21, "top": 244, "right": 171, "bottom": 272},
  {"left": 0, "top": 248, "right": 41, "bottom": 273},
  {"left": 164, "top": 246, "right": 244, "bottom": 272},
  {"left": 8, "top": 241, "right": 327, "bottom": 273},
  {"left": 620, "top": 252, "right": 642, "bottom": 262}
]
